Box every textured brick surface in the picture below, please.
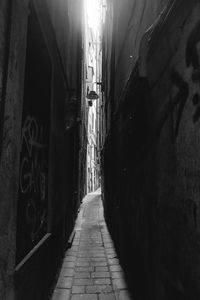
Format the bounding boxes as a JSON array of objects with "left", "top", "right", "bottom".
[
  {"left": 111, "top": 272, "right": 123, "bottom": 279},
  {"left": 91, "top": 272, "right": 110, "bottom": 278},
  {"left": 108, "top": 258, "right": 119, "bottom": 265},
  {"left": 63, "top": 261, "right": 76, "bottom": 268},
  {"left": 76, "top": 267, "right": 94, "bottom": 272},
  {"left": 52, "top": 289, "right": 70, "bottom": 300},
  {"left": 56, "top": 277, "right": 73, "bottom": 289},
  {"left": 99, "top": 294, "right": 115, "bottom": 300},
  {"left": 51, "top": 191, "right": 133, "bottom": 299},
  {"left": 109, "top": 265, "right": 122, "bottom": 272},
  {"left": 74, "top": 272, "right": 90, "bottom": 278},
  {"left": 91, "top": 261, "right": 107, "bottom": 267},
  {"left": 73, "top": 279, "right": 93, "bottom": 286},
  {"left": 94, "top": 278, "right": 111, "bottom": 285},
  {"left": 72, "top": 286, "right": 85, "bottom": 294},
  {"left": 112, "top": 278, "right": 127, "bottom": 289},
  {"left": 71, "top": 294, "right": 98, "bottom": 300},
  {"left": 60, "top": 268, "right": 74, "bottom": 277},
  {"left": 64, "top": 256, "right": 76, "bottom": 262},
  {"left": 76, "top": 262, "right": 90, "bottom": 267},
  {"left": 95, "top": 267, "right": 109, "bottom": 272},
  {"left": 86, "top": 285, "right": 113, "bottom": 293}
]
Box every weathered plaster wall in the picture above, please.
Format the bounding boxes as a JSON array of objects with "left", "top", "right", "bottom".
[
  {"left": 0, "top": 0, "right": 28, "bottom": 299},
  {"left": 111, "top": 0, "right": 169, "bottom": 110},
  {"left": 102, "top": 0, "right": 200, "bottom": 299},
  {"left": 148, "top": 2, "right": 200, "bottom": 298},
  {"left": 102, "top": 0, "right": 169, "bottom": 135},
  {"left": 0, "top": 0, "right": 83, "bottom": 299},
  {"left": 15, "top": 0, "right": 83, "bottom": 298},
  {"left": 47, "top": 0, "right": 82, "bottom": 90}
]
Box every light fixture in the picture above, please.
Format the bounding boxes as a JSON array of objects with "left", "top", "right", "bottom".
[{"left": 86, "top": 91, "right": 99, "bottom": 100}]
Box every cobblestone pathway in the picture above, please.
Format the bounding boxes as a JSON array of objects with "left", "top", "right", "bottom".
[{"left": 52, "top": 189, "right": 133, "bottom": 300}]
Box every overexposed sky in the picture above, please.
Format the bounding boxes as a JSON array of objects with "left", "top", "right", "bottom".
[{"left": 85, "top": 0, "right": 100, "bottom": 31}]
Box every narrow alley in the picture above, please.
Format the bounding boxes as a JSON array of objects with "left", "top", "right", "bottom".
[
  {"left": 52, "top": 189, "right": 132, "bottom": 300},
  {"left": 1, "top": 0, "right": 200, "bottom": 300}
]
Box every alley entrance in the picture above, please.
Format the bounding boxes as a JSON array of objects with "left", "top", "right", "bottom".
[{"left": 52, "top": 189, "right": 133, "bottom": 300}]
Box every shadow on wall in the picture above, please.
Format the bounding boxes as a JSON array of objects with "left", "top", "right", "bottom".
[{"left": 102, "top": 2, "right": 200, "bottom": 300}]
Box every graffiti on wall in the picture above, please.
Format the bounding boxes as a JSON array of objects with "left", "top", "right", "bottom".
[
  {"left": 171, "top": 21, "right": 200, "bottom": 136},
  {"left": 157, "top": 21, "right": 200, "bottom": 137},
  {"left": 19, "top": 116, "right": 47, "bottom": 242},
  {"left": 170, "top": 68, "right": 189, "bottom": 137},
  {"left": 16, "top": 2, "right": 51, "bottom": 263},
  {"left": 185, "top": 21, "right": 200, "bottom": 123}
]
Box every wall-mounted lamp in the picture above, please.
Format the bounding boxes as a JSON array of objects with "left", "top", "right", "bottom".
[{"left": 86, "top": 91, "right": 99, "bottom": 100}]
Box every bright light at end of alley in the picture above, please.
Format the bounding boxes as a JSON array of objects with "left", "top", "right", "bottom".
[{"left": 85, "top": 0, "right": 101, "bottom": 31}]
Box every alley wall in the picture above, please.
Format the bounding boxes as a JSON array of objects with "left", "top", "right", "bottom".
[
  {"left": 0, "top": 0, "right": 83, "bottom": 299},
  {"left": 0, "top": 1, "right": 28, "bottom": 299},
  {"left": 102, "top": 0, "right": 200, "bottom": 299}
]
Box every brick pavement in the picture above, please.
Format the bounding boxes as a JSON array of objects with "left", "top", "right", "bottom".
[{"left": 52, "top": 189, "right": 133, "bottom": 300}]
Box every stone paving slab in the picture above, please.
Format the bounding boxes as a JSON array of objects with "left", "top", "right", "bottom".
[{"left": 51, "top": 190, "right": 134, "bottom": 300}]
